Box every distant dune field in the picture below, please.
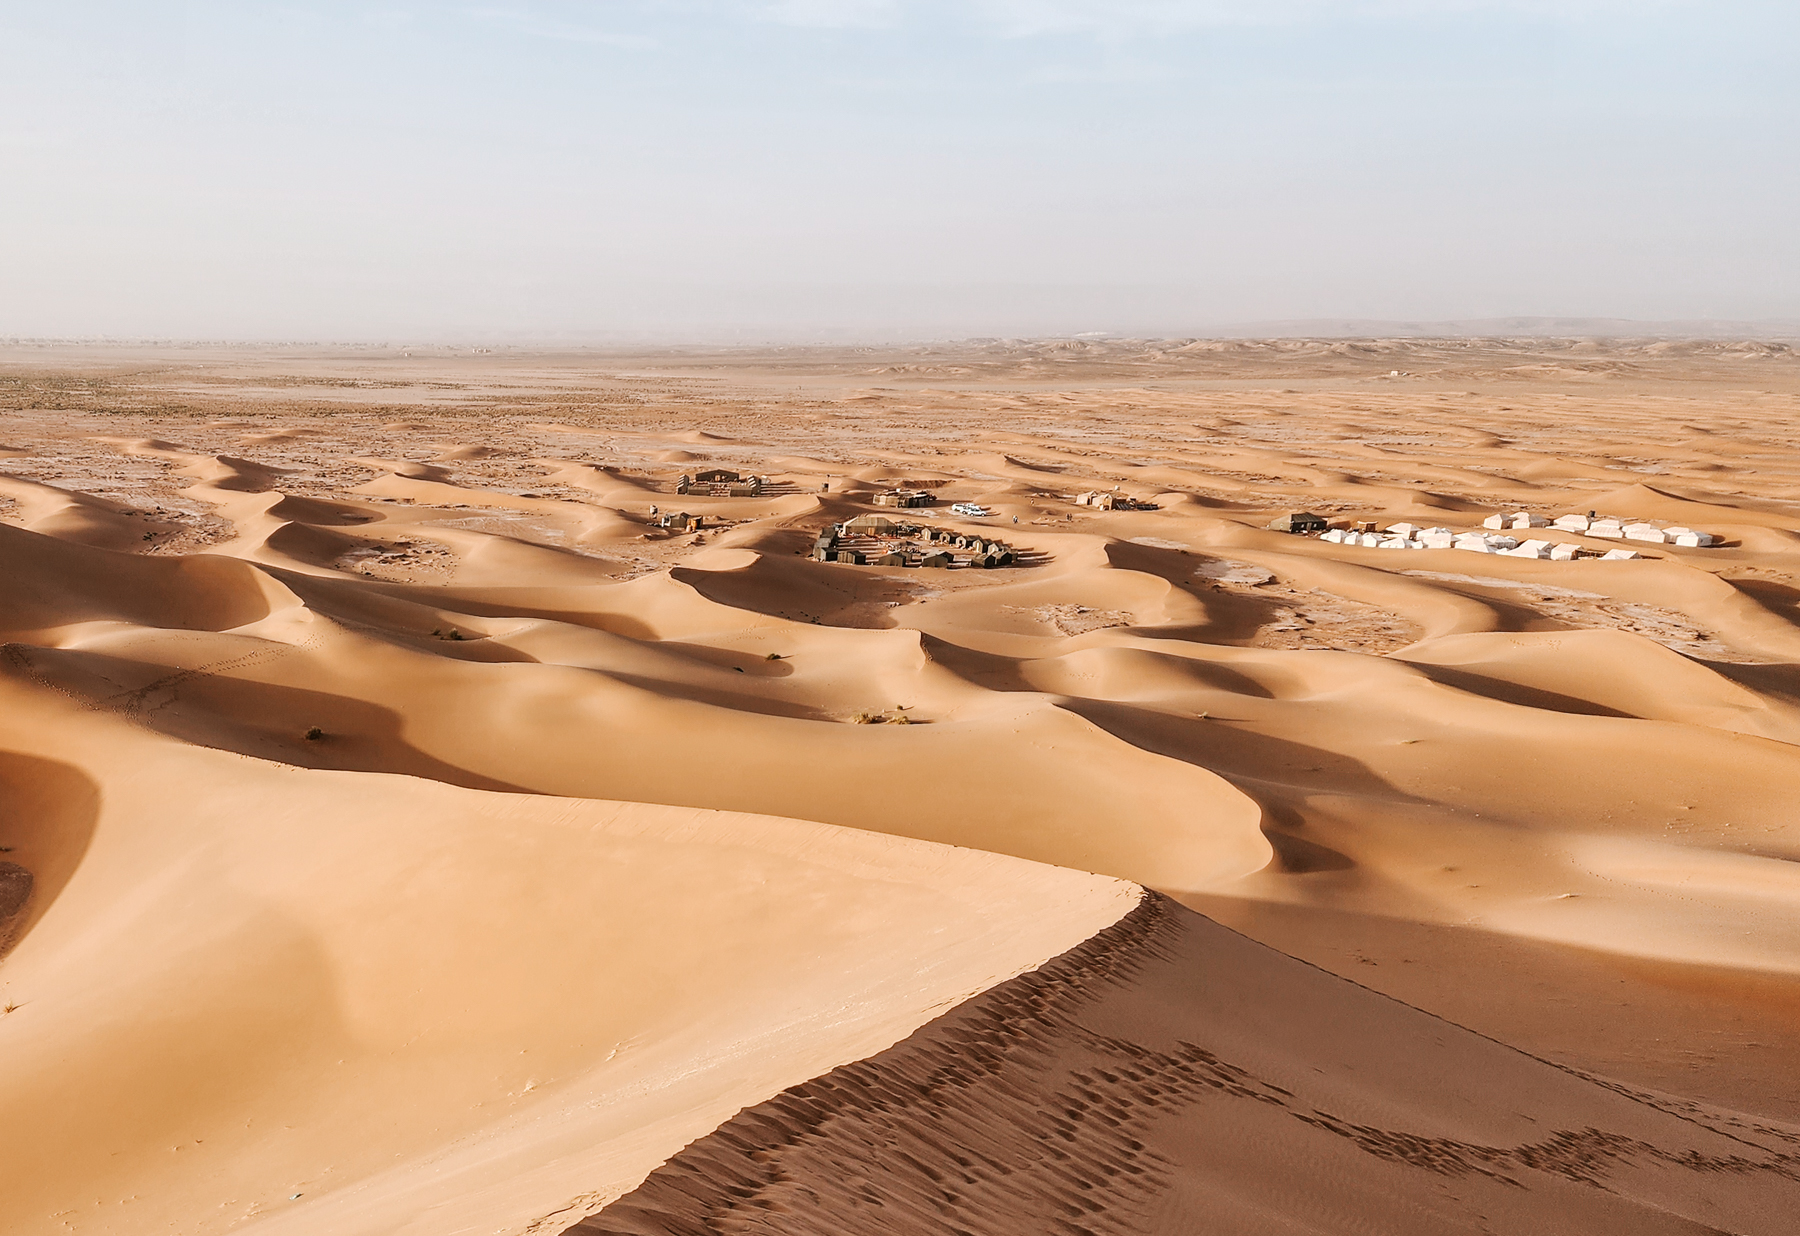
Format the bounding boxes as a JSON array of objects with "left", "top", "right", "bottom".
[{"left": 2, "top": 338, "right": 1798, "bottom": 1234}]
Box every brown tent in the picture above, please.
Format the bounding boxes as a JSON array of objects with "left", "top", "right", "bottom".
[{"left": 1267, "top": 512, "right": 1328, "bottom": 534}]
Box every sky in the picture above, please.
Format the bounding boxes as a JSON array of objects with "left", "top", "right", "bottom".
[{"left": 1, "top": 0, "right": 1796, "bottom": 341}]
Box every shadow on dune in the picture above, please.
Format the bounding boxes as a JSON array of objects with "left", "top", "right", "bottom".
[
  {"left": 1119, "top": 557, "right": 1305, "bottom": 646},
  {"left": 1188, "top": 892, "right": 1800, "bottom": 1125},
  {"left": 603, "top": 674, "right": 825, "bottom": 721},
  {"left": 1255, "top": 798, "right": 1356, "bottom": 874},
  {"left": 672, "top": 558, "right": 924, "bottom": 630},
  {"left": 1100, "top": 539, "right": 1207, "bottom": 582},
  {"left": 1051, "top": 696, "right": 1430, "bottom": 876},
  {"left": 1058, "top": 697, "right": 1413, "bottom": 804},
  {"left": 1397, "top": 662, "right": 1642, "bottom": 719},
  {"left": 8, "top": 647, "right": 532, "bottom": 795},
  {"left": 331, "top": 580, "right": 662, "bottom": 643},
  {"left": 922, "top": 634, "right": 1279, "bottom": 701},
  {"left": 911, "top": 636, "right": 1049, "bottom": 694},
  {"left": 1705, "top": 659, "right": 1800, "bottom": 708},
  {"left": 1157, "top": 591, "right": 1302, "bottom": 645},
  {"left": 1731, "top": 576, "right": 1800, "bottom": 623},
  {"left": 1106, "top": 651, "right": 1279, "bottom": 700},
  {"left": 568, "top": 894, "right": 1800, "bottom": 1236},
  {"left": 652, "top": 642, "right": 797, "bottom": 678},
  {"left": 1100, "top": 541, "right": 1421, "bottom": 647},
  {"left": 263, "top": 493, "right": 383, "bottom": 526},
  {"left": 189, "top": 453, "right": 287, "bottom": 492},
  {"left": 0, "top": 525, "right": 281, "bottom": 634},
  {"left": 0, "top": 752, "right": 99, "bottom": 961}
]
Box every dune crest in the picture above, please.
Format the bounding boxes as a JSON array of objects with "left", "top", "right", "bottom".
[{"left": 571, "top": 895, "right": 1800, "bottom": 1236}]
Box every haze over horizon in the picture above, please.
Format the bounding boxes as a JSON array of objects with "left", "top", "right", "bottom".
[{"left": 3, "top": 1, "right": 1796, "bottom": 342}]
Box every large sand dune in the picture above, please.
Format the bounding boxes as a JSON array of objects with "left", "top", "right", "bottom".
[
  {"left": 2, "top": 337, "right": 1799, "bottom": 1232},
  {"left": 574, "top": 895, "right": 1800, "bottom": 1236},
  {"left": 0, "top": 678, "right": 1134, "bottom": 1235}
]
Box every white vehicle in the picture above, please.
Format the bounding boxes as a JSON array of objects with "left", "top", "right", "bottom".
[{"left": 950, "top": 502, "right": 992, "bottom": 517}]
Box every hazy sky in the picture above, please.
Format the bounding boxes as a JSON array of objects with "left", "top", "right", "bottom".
[{"left": 2, "top": 1, "right": 1796, "bottom": 340}]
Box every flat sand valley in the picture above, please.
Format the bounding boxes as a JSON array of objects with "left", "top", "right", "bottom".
[{"left": 3, "top": 337, "right": 1800, "bottom": 1234}]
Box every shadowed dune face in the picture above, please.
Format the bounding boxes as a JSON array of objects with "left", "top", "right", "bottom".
[
  {"left": 570, "top": 896, "right": 1800, "bottom": 1236},
  {"left": 3, "top": 341, "right": 1800, "bottom": 1232},
  {"left": 0, "top": 753, "right": 99, "bottom": 958}
]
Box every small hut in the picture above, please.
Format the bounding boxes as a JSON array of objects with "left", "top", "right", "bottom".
[{"left": 1266, "top": 512, "right": 1327, "bottom": 534}]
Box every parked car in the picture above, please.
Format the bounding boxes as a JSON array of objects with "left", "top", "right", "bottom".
[{"left": 950, "top": 502, "right": 992, "bottom": 517}]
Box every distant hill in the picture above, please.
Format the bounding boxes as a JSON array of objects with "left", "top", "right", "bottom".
[{"left": 1203, "top": 317, "right": 1800, "bottom": 340}]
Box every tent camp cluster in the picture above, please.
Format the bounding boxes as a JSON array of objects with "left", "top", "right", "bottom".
[
  {"left": 1274, "top": 507, "right": 1722, "bottom": 560},
  {"left": 812, "top": 515, "right": 1018, "bottom": 568},
  {"left": 1267, "top": 507, "right": 1728, "bottom": 561},
  {"left": 1483, "top": 511, "right": 1717, "bottom": 546},
  {"left": 675, "top": 469, "right": 765, "bottom": 497},
  {"left": 1319, "top": 524, "right": 1643, "bottom": 559}
]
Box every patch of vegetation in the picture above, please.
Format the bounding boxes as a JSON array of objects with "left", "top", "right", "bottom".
[{"left": 850, "top": 706, "right": 923, "bottom": 725}]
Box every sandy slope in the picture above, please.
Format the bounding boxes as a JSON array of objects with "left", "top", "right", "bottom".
[
  {"left": 0, "top": 681, "right": 1133, "bottom": 1236},
  {"left": 3, "top": 338, "right": 1800, "bottom": 1231},
  {"left": 573, "top": 895, "right": 1800, "bottom": 1236}
]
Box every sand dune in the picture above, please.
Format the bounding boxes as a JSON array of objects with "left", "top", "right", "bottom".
[
  {"left": 0, "top": 676, "right": 1133, "bottom": 1236},
  {"left": 3, "top": 338, "right": 1800, "bottom": 1232},
  {"left": 0, "top": 527, "right": 1270, "bottom": 890},
  {"left": 0, "top": 472, "right": 186, "bottom": 551},
  {"left": 575, "top": 896, "right": 1800, "bottom": 1236}
]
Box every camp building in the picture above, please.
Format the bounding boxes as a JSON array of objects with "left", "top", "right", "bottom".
[{"left": 1267, "top": 512, "right": 1328, "bottom": 534}]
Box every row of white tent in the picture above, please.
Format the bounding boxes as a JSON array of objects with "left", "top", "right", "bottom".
[
  {"left": 1481, "top": 511, "right": 1715, "bottom": 546},
  {"left": 1319, "top": 526, "right": 1641, "bottom": 560}
]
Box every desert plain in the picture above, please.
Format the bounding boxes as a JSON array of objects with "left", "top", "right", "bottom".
[{"left": 2, "top": 336, "right": 1799, "bottom": 1234}]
